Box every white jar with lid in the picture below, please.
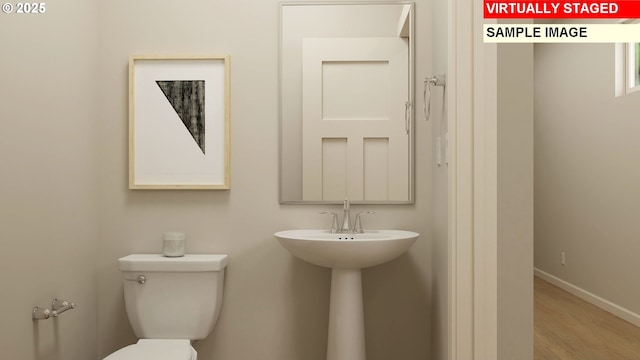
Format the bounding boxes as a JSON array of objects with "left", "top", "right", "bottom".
[{"left": 163, "top": 232, "right": 186, "bottom": 257}]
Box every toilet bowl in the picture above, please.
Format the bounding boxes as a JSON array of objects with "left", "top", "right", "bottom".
[
  {"left": 103, "top": 254, "right": 228, "bottom": 360},
  {"left": 104, "top": 340, "right": 196, "bottom": 360}
]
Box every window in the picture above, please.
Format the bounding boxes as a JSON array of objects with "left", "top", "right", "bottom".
[
  {"left": 615, "top": 21, "right": 640, "bottom": 97},
  {"left": 631, "top": 42, "right": 640, "bottom": 88},
  {"left": 624, "top": 41, "right": 640, "bottom": 92},
  {"left": 625, "top": 19, "right": 640, "bottom": 93}
]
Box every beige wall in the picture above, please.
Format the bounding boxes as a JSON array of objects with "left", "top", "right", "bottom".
[
  {"left": 0, "top": 0, "right": 99, "bottom": 359},
  {"left": 96, "top": 1, "right": 434, "bottom": 360},
  {"left": 497, "top": 43, "right": 534, "bottom": 360},
  {"left": 535, "top": 43, "right": 640, "bottom": 314}
]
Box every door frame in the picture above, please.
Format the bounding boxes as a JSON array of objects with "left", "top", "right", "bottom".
[{"left": 448, "top": 1, "right": 498, "bottom": 359}]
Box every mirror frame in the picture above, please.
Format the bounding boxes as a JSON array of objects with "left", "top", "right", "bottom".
[{"left": 278, "top": 1, "right": 415, "bottom": 204}]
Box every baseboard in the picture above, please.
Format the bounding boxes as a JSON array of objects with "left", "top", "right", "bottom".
[{"left": 534, "top": 268, "right": 640, "bottom": 328}]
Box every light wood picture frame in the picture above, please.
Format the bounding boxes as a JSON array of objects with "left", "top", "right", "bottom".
[{"left": 129, "top": 55, "right": 230, "bottom": 189}]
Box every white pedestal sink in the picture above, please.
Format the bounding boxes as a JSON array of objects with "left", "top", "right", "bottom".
[{"left": 275, "top": 229, "right": 419, "bottom": 360}]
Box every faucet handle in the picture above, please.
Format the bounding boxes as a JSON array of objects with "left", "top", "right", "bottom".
[
  {"left": 352, "top": 211, "right": 375, "bottom": 234},
  {"left": 320, "top": 211, "right": 339, "bottom": 233}
]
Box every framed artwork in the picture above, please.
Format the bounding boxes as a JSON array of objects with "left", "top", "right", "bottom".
[{"left": 129, "top": 55, "right": 230, "bottom": 189}]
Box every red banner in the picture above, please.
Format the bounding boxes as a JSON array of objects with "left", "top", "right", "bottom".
[{"left": 484, "top": 0, "right": 640, "bottom": 18}]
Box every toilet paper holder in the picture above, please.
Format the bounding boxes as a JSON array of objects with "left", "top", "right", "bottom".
[{"left": 32, "top": 298, "right": 76, "bottom": 320}]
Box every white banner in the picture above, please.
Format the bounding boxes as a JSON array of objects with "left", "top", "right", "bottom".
[{"left": 484, "top": 24, "right": 640, "bottom": 43}]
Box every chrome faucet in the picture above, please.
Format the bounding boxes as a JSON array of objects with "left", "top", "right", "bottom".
[
  {"left": 321, "top": 200, "right": 375, "bottom": 234},
  {"left": 352, "top": 211, "right": 375, "bottom": 233},
  {"left": 320, "top": 211, "right": 339, "bottom": 233},
  {"left": 339, "top": 199, "right": 351, "bottom": 233}
]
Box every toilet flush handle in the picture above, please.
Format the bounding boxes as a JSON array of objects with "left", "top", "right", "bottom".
[{"left": 125, "top": 275, "right": 146, "bottom": 284}]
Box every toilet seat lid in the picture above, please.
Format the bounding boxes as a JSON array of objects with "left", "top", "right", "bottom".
[{"left": 104, "top": 339, "right": 194, "bottom": 360}]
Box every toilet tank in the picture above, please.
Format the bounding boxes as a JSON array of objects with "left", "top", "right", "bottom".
[{"left": 118, "top": 254, "right": 228, "bottom": 340}]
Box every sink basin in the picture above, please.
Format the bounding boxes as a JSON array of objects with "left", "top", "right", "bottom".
[
  {"left": 275, "top": 229, "right": 419, "bottom": 269},
  {"left": 275, "top": 229, "right": 419, "bottom": 360}
]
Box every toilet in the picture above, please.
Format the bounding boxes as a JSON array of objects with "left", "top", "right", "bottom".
[{"left": 104, "top": 253, "right": 228, "bottom": 360}]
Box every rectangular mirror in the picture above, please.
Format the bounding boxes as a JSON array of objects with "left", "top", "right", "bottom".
[{"left": 279, "top": 2, "right": 415, "bottom": 204}]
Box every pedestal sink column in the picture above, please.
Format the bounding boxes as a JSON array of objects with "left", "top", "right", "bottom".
[
  {"left": 275, "top": 229, "right": 419, "bottom": 360},
  {"left": 327, "top": 268, "right": 365, "bottom": 360}
]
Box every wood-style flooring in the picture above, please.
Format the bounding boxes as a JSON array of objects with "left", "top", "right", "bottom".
[{"left": 534, "top": 276, "right": 640, "bottom": 360}]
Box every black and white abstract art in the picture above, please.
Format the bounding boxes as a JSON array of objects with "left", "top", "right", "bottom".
[
  {"left": 129, "top": 56, "right": 230, "bottom": 189},
  {"left": 156, "top": 80, "right": 206, "bottom": 154}
]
